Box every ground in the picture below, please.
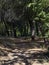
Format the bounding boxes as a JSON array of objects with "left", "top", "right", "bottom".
[{"left": 0, "top": 38, "right": 49, "bottom": 65}]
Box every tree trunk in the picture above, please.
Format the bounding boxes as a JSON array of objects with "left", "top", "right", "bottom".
[
  {"left": 35, "top": 21, "right": 39, "bottom": 36},
  {"left": 13, "top": 23, "right": 16, "bottom": 38},
  {"left": 4, "top": 22, "right": 9, "bottom": 36},
  {"left": 28, "top": 20, "right": 35, "bottom": 40},
  {"left": 13, "top": 28, "right": 16, "bottom": 38}
]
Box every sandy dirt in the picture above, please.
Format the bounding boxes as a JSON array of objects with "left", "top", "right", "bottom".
[{"left": 0, "top": 39, "right": 49, "bottom": 65}]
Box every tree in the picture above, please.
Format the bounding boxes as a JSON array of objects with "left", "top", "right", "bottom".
[
  {"left": 25, "top": 0, "right": 49, "bottom": 39},
  {"left": 0, "top": 0, "right": 49, "bottom": 39}
]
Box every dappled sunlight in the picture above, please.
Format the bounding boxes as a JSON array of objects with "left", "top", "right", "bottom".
[
  {"left": 0, "top": 39, "right": 49, "bottom": 65},
  {"left": 0, "top": 0, "right": 49, "bottom": 65}
]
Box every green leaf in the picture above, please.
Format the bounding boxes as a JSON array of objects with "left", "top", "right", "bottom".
[
  {"left": 27, "top": 3, "right": 36, "bottom": 7},
  {"left": 34, "top": 17, "right": 39, "bottom": 20}
]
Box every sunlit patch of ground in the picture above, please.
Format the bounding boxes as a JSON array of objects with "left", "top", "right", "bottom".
[
  {"left": 0, "top": 47, "right": 49, "bottom": 65},
  {"left": 0, "top": 40, "right": 49, "bottom": 65}
]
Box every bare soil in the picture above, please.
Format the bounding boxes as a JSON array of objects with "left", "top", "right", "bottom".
[{"left": 0, "top": 38, "right": 49, "bottom": 65}]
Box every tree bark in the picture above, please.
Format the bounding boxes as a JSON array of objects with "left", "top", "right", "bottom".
[{"left": 4, "top": 22, "right": 9, "bottom": 36}]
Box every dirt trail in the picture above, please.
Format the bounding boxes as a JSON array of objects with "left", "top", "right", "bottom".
[{"left": 0, "top": 39, "right": 49, "bottom": 65}]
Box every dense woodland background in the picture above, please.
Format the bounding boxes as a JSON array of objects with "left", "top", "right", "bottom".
[
  {"left": 0, "top": 0, "right": 49, "bottom": 65},
  {"left": 0, "top": 0, "right": 49, "bottom": 38}
]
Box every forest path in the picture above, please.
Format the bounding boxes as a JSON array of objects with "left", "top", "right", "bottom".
[{"left": 0, "top": 38, "right": 49, "bottom": 65}]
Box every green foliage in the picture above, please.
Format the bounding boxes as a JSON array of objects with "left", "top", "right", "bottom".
[
  {"left": 26, "top": 0, "right": 49, "bottom": 37},
  {"left": 0, "top": 0, "right": 49, "bottom": 38}
]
